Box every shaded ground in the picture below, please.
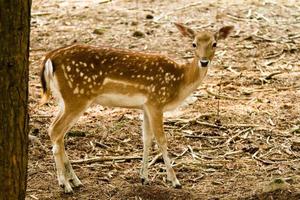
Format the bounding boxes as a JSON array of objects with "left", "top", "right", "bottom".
[{"left": 27, "top": 0, "right": 300, "bottom": 199}]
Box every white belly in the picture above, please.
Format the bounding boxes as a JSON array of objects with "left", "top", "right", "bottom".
[{"left": 94, "top": 93, "right": 147, "bottom": 108}]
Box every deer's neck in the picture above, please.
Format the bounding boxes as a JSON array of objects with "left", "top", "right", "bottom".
[{"left": 182, "top": 58, "right": 208, "bottom": 90}]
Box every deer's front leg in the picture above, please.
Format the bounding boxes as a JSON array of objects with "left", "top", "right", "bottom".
[
  {"left": 144, "top": 104, "right": 181, "bottom": 188},
  {"left": 140, "top": 110, "right": 154, "bottom": 185}
]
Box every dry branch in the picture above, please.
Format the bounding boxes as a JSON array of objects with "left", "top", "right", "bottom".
[
  {"left": 206, "top": 88, "right": 251, "bottom": 100},
  {"left": 264, "top": 71, "right": 284, "bottom": 80},
  {"left": 99, "top": 0, "right": 112, "bottom": 4},
  {"left": 225, "top": 127, "right": 252, "bottom": 144},
  {"left": 71, "top": 155, "right": 142, "bottom": 164},
  {"left": 183, "top": 130, "right": 226, "bottom": 139},
  {"left": 196, "top": 120, "right": 226, "bottom": 129},
  {"left": 148, "top": 153, "right": 162, "bottom": 167}
]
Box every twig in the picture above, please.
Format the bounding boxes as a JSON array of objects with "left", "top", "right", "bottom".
[
  {"left": 31, "top": 114, "right": 53, "bottom": 118},
  {"left": 277, "top": 85, "right": 300, "bottom": 91},
  {"left": 173, "top": 148, "right": 189, "bottom": 159},
  {"left": 264, "top": 71, "right": 284, "bottom": 80},
  {"left": 253, "top": 156, "right": 276, "bottom": 165},
  {"left": 242, "top": 84, "right": 300, "bottom": 95},
  {"left": 165, "top": 113, "right": 215, "bottom": 125},
  {"left": 288, "top": 34, "right": 300, "bottom": 39},
  {"left": 188, "top": 145, "right": 200, "bottom": 160},
  {"left": 263, "top": 49, "right": 285, "bottom": 59},
  {"left": 29, "top": 195, "right": 39, "bottom": 200},
  {"left": 196, "top": 120, "right": 227, "bottom": 130},
  {"left": 183, "top": 131, "right": 226, "bottom": 139},
  {"left": 254, "top": 35, "right": 282, "bottom": 43},
  {"left": 71, "top": 155, "right": 142, "bottom": 164},
  {"left": 223, "top": 150, "right": 243, "bottom": 156},
  {"left": 226, "top": 123, "right": 259, "bottom": 128},
  {"left": 225, "top": 127, "right": 252, "bottom": 144},
  {"left": 148, "top": 153, "right": 162, "bottom": 167},
  {"left": 99, "top": 0, "right": 112, "bottom": 4},
  {"left": 227, "top": 14, "right": 248, "bottom": 21},
  {"left": 31, "top": 12, "right": 51, "bottom": 17},
  {"left": 206, "top": 88, "right": 251, "bottom": 100}
]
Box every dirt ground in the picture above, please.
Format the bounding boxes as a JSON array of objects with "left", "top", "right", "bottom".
[{"left": 27, "top": 0, "right": 300, "bottom": 199}]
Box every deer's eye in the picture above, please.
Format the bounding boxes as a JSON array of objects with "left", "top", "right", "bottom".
[
  {"left": 192, "top": 43, "right": 197, "bottom": 48},
  {"left": 212, "top": 42, "right": 217, "bottom": 48}
]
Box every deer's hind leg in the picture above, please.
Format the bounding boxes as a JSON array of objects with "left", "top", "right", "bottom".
[{"left": 48, "top": 100, "right": 91, "bottom": 193}]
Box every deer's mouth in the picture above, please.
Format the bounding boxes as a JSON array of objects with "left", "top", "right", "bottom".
[{"left": 198, "top": 59, "right": 210, "bottom": 68}]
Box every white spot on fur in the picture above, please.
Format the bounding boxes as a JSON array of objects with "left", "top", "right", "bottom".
[
  {"left": 67, "top": 81, "right": 73, "bottom": 88},
  {"left": 92, "top": 75, "right": 97, "bottom": 80},
  {"left": 66, "top": 65, "right": 71, "bottom": 72},
  {"left": 73, "top": 87, "right": 79, "bottom": 94}
]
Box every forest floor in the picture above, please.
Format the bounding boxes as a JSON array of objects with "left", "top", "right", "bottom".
[{"left": 27, "top": 0, "right": 300, "bottom": 199}]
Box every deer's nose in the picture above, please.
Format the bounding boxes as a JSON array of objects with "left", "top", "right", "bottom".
[{"left": 200, "top": 60, "right": 209, "bottom": 67}]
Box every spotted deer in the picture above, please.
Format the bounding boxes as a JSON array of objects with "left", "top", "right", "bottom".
[{"left": 41, "top": 23, "right": 233, "bottom": 193}]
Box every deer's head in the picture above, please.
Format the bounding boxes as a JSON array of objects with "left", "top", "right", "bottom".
[{"left": 175, "top": 23, "right": 234, "bottom": 67}]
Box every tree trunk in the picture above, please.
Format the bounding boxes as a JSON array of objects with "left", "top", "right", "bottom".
[{"left": 0, "top": 1, "right": 31, "bottom": 199}]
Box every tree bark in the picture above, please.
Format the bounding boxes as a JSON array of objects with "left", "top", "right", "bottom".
[{"left": 0, "top": 1, "right": 31, "bottom": 199}]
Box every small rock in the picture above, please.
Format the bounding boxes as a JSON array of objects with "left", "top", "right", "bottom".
[
  {"left": 291, "top": 139, "right": 300, "bottom": 151},
  {"left": 146, "top": 14, "right": 154, "bottom": 19},
  {"left": 132, "top": 30, "right": 145, "bottom": 38},
  {"left": 131, "top": 21, "right": 138, "bottom": 26},
  {"left": 93, "top": 28, "right": 105, "bottom": 35},
  {"left": 67, "top": 131, "right": 86, "bottom": 137},
  {"left": 242, "top": 145, "right": 259, "bottom": 154},
  {"left": 264, "top": 178, "right": 288, "bottom": 192},
  {"left": 146, "top": 30, "right": 154, "bottom": 35},
  {"left": 290, "top": 125, "right": 300, "bottom": 133},
  {"left": 32, "top": 128, "right": 39, "bottom": 136}
]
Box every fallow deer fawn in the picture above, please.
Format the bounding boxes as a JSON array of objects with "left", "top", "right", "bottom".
[{"left": 41, "top": 23, "right": 233, "bottom": 193}]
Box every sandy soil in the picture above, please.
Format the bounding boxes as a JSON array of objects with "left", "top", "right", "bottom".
[{"left": 27, "top": 0, "right": 300, "bottom": 199}]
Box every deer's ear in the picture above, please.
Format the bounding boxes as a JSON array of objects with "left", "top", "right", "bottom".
[
  {"left": 216, "top": 26, "right": 234, "bottom": 40},
  {"left": 174, "top": 23, "right": 195, "bottom": 39}
]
